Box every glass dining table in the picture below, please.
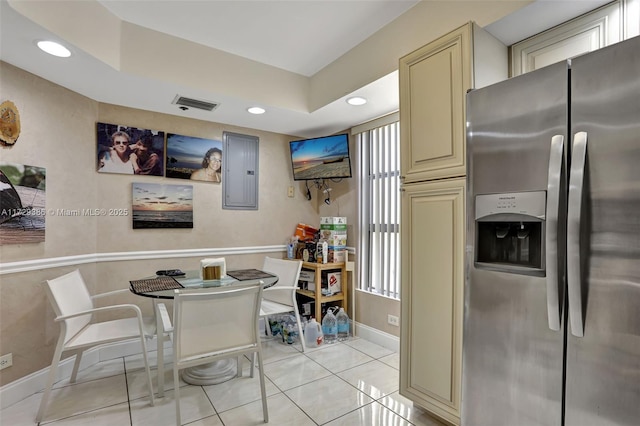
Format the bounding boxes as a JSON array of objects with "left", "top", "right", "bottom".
[{"left": 129, "top": 269, "right": 278, "bottom": 393}]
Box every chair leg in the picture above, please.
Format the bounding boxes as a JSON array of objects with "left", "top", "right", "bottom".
[
  {"left": 174, "top": 366, "right": 181, "bottom": 426},
  {"left": 296, "top": 316, "right": 306, "bottom": 353},
  {"left": 256, "top": 350, "right": 269, "bottom": 423},
  {"left": 250, "top": 353, "right": 255, "bottom": 378},
  {"left": 157, "top": 336, "right": 165, "bottom": 397},
  {"left": 139, "top": 335, "right": 155, "bottom": 406},
  {"left": 35, "top": 337, "right": 65, "bottom": 423},
  {"left": 70, "top": 350, "right": 83, "bottom": 383},
  {"left": 237, "top": 355, "right": 243, "bottom": 378},
  {"left": 293, "top": 305, "right": 306, "bottom": 353},
  {"left": 264, "top": 316, "right": 273, "bottom": 337}
]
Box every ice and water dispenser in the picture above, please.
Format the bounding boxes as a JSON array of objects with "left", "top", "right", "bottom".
[{"left": 475, "top": 191, "right": 546, "bottom": 276}]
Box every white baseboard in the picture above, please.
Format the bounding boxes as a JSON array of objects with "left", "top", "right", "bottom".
[
  {"left": 353, "top": 321, "right": 399, "bottom": 353},
  {"left": 0, "top": 337, "right": 162, "bottom": 410}
]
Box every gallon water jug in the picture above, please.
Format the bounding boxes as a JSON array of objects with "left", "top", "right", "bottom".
[
  {"left": 305, "top": 318, "right": 323, "bottom": 347},
  {"left": 336, "top": 307, "right": 350, "bottom": 341},
  {"left": 322, "top": 307, "right": 338, "bottom": 344}
]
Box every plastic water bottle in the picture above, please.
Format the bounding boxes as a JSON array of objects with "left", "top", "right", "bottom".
[
  {"left": 322, "top": 307, "right": 338, "bottom": 344},
  {"left": 336, "top": 307, "right": 350, "bottom": 341},
  {"left": 305, "top": 318, "right": 323, "bottom": 347}
]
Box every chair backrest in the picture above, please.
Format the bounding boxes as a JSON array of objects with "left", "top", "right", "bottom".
[
  {"left": 261, "top": 257, "right": 302, "bottom": 306},
  {"left": 172, "top": 283, "right": 263, "bottom": 363},
  {"left": 44, "top": 269, "right": 94, "bottom": 344}
]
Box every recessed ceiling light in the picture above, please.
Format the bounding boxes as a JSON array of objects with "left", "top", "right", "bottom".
[
  {"left": 347, "top": 96, "right": 367, "bottom": 106},
  {"left": 247, "top": 106, "right": 266, "bottom": 115},
  {"left": 37, "top": 40, "right": 71, "bottom": 58}
]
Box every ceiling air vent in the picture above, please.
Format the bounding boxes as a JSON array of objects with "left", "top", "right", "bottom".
[{"left": 172, "top": 95, "right": 219, "bottom": 112}]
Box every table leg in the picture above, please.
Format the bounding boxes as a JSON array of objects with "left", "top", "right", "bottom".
[{"left": 180, "top": 359, "right": 238, "bottom": 385}]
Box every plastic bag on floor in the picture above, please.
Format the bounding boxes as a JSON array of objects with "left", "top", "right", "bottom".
[{"left": 268, "top": 314, "right": 299, "bottom": 344}]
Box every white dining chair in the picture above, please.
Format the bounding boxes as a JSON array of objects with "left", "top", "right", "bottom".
[
  {"left": 36, "top": 269, "right": 155, "bottom": 423},
  {"left": 260, "top": 257, "right": 306, "bottom": 352},
  {"left": 167, "top": 283, "right": 268, "bottom": 425}
]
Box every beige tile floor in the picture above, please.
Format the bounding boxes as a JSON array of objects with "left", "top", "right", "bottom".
[{"left": 1, "top": 337, "right": 446, "bottom": 426}]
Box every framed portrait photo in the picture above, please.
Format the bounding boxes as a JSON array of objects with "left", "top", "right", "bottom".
[
  {"left": 97, "top": 122, "right": 165, "bottom": 176},
  {"left": 165, "top": 133, "right": 223, "bottom": 183}
]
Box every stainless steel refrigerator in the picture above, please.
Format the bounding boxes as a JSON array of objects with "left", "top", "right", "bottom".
[{"left": 463, "top": 35, "right": 640, "bottom": 426}]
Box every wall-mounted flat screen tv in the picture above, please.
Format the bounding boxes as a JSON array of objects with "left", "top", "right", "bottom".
[{"left": 289, "top": 133, "right": 352, "bottom": 181}]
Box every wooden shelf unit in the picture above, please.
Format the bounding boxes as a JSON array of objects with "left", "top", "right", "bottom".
[{"left": 295, "top": 261, "right": 347, "bottom": 322}]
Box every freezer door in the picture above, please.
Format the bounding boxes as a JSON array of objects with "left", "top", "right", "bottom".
[
  {"left": 565, "top": 35, "right": 640, "bottom": 425},
  {"left": 463, "top": 62, "right": 567, "bottom": 426}
]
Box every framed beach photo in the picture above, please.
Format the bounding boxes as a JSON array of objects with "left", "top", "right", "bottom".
[
  {"left": 165, "top": 133, "right": 223, "bottom": 183},
  {"left": 132, "top": 182, "right": 193, "bottom": 229},
  {"left": 97, "top": 122, "right": 165, "bottom": 176},
  {"left": 0, "top": 162, "right": 46, "bottom": 244}
]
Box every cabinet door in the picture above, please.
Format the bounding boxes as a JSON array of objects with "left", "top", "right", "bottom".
[
  {"left": 511, "top": 1, "right": 623, "bottom": 76},
  {"left": 399, "top": 178, "right": 465, "bottom": 425},
  {"left": 399, "top": 24, "right": 471, "bottom": 183}
]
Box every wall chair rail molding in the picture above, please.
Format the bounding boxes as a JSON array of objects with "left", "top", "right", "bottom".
[{"left": 0, "top": 245, "right": 285, "bottom": 275}]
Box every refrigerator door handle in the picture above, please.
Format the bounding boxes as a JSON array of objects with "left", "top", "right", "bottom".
[
  {"left": 545, "top": 135, "right": 564, "bottom": 331},
  {"left": 567, "top": 131, "right": 588, "bottom": 337}
]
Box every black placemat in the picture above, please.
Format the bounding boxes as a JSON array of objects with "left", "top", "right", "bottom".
[
  {"left": 226, "top": 269, "right": 277, "bottom": 281},
  {"left": 130, "top": 276, "right": 184, "bottom": 293}
]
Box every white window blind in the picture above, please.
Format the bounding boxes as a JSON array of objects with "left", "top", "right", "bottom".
[{"left": 356, "top": 115, "right": 400, "bottom": 299}]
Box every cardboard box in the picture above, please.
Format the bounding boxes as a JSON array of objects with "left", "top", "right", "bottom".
[
  {"left": 320, "top": 217, "right": 347, "bottom": 250},
  {"left": 298, "top": 269, "right": 315, "bottom": 289},
  {"left": 299, "top": 269, "right": 315, "bottom": 282},
  {"left": 329, "top": 249, "right": 347, "bottom": 263},
  {"left": 325, "top": 234, "right": 347, "bottom": 248},
  {"left": 320, "top": 223, "right": 347, "bottom": 232},
  {"left": 320, "top": 217, "right": 347, "bottom": 225},
  {"left": 302, "top": 302, "right": 313, "bottom": 316},
  {"left": 323, "top": 271, "right": 342, "bottom": 295},
  {"left": 320, "top": 220, "right": 347, "bottom": 240}
]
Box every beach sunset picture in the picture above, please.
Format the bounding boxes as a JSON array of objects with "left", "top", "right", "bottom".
[
  {"left": 165, "top": 133, "right": 223, "bottom": 181},
  {"left": 289, "top": 134, "right": 351, "bottom": 181},
  {"left": 132, "top": 182, "right": 193, "bottom": 229}
]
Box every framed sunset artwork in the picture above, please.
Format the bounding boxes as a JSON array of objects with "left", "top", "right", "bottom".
[{"left": 132, "top": 182, "right": 193, "bottom": 229}]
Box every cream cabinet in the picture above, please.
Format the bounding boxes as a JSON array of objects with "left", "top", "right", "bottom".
[
  {"left": 400, "top": 178, "right": 465, "bottom": 425},
  {"left": 399, "top": 22, "right": 506, "bottom": 426},
  {"left": 399, "top": 24, "right": 469, "bottom": 182},
  {"left": 399, "top": 23, "right": 506, "bottom": 184},
  {"left": 511, "top": 0, "right": 637, "bottom": 76}
]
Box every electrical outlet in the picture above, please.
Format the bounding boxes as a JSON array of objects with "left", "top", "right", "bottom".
[
  {"left": 287, "top": 186, "right": 295, "bottom": 198},
  {"left": 0, "top": 353, "right": 12, "bottom": 370},
  {"left": 387, "top": 314, "right": 400, "bottom": 327}
]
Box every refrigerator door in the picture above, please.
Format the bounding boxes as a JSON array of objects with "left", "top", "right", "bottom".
[
  {"left": 565, "top": 35, "right": 640, "bottom": 426},
  {"left": 463, "top": 62, "right": 567, "bottom": 425}
]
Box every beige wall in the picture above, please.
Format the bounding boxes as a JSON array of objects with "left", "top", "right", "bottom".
[
  {"left": 93, "top": 103, "right": 320, "bottom": 252},
  {"left": 356, "top": 290, "right": 401, "bottom": 337}
]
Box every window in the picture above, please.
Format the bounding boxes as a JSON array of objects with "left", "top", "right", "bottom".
[{"left": 355, "top": 113, "right": 401, "bottom": 298}]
